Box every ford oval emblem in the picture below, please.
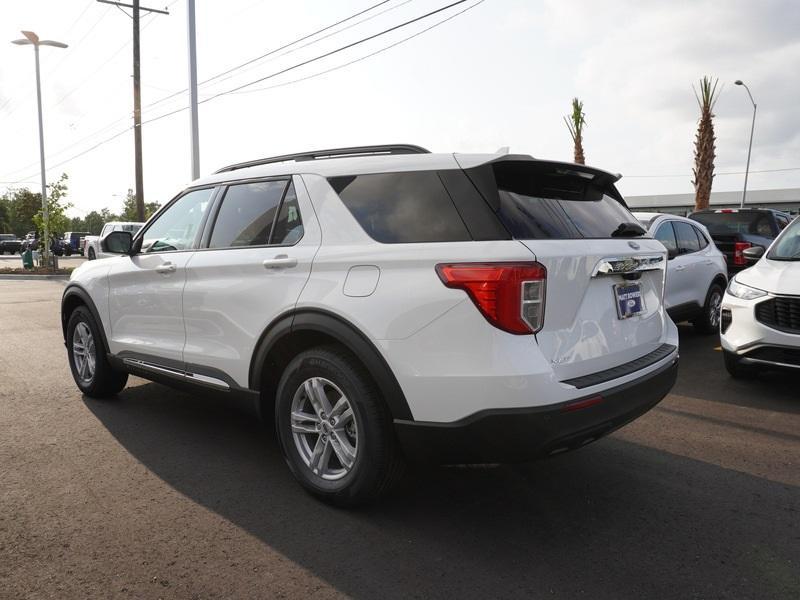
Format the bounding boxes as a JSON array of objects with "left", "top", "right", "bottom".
[{"left": 628, "top": 241, "right": 640, "bottom": 250}]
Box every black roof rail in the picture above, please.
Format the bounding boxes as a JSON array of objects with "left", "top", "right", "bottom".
[{"left": 214, "top": 144, "right": 430, "bottom": 174}]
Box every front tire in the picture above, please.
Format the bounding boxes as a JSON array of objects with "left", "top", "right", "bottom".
[
  {"left": 275, "top": 346, "right": 404, "bottom": 507},
  {"left": 723, "top": 349, "right": 759, "bottom": 379},
  {"left": 87, "top": 247, "right": 96, "bottom": 260},
  {"left": 67, "top": 306, "right": 128, "bottom": 397},
  {"left": 693, "top": 283, "right": 724, "bottom": 334}
]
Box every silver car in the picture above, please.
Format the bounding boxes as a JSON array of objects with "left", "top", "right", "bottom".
[{"left": 635, "top": 212, "right": 728, "bottom": 333}]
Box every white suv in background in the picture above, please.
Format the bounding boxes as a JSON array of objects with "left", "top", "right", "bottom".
[
  {"left": 634, "top": 213, "right": 728, "bottom": 333},
  {"left": 61, "top": 145, "right": 679, "bottom": 506},
  {"left": 721, "top": 215, "right": 800, "bottom": 377}
]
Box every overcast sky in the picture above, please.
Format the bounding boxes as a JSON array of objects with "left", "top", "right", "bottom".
[{"left": 1, "top": 0, "right": 798, "bottom": 218}]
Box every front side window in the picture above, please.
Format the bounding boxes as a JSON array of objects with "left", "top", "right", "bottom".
[
  {"left": 768, "top": 217, "right": 800, "bottom": 260},
  {"left": 673, "top": 221, "right": 701, "bottom": 254},
  {"left": 209, "top": 180, "right": 289, "bottom": 248},
  {"left": 141, "top": 188, "right": 214, "bottom": 253}
]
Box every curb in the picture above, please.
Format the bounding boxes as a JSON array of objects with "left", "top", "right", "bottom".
[{"left": 0, "top": 274, "right": 70, "bottom": 281}]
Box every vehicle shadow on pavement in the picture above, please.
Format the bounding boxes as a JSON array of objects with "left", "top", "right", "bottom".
[
  {"left": 673, "top": 325, "right": 800, "bottom": 415},
  {"left": 83, "top": 382, "right": 800, "bottom": 600}
]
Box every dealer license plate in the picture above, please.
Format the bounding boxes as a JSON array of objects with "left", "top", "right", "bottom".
[{"left": 614, "top": 283, "right": 644, "bottom": 319}]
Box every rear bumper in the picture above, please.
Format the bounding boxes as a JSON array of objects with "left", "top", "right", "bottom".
[{"left": 394, "top": 355, "right": 678, "bottom": 464}]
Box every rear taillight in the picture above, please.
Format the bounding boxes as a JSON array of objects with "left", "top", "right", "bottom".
[
  {"left": 734, "top": 241, "right": 752, "bottom": 266},
  {"left": 435, "top": 262, "right": 546, "bottom": 334}
]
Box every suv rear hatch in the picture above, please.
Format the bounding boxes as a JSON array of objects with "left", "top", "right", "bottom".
[{"left": 461, "top": 158, "right": 670, "bottom": 382}]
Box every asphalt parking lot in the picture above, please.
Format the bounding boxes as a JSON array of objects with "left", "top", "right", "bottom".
[{"left": 1, "top": 280, "right": 798, "bottom": 599}]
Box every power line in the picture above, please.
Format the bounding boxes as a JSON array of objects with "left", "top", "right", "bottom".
[
  {"left": 144, "top": 0, "right": 394, "bottom": 111},
  {"left": 1, "top": 0, "right": 482, "bottom": 185},
  {"left": 146, "top": 0, "right": 474, "bottom": 123},
  {"left": 0, "top": 0, "right": 396, "bottom": 179},
  {"left": 194, "top": 0, "right": 416, "bottom": 93},
  {"left": 626, "top": 167, "right": 800, "bottom": 178},
  {"left": 236, "top": 0, "right": 485, "bottom": 96}
]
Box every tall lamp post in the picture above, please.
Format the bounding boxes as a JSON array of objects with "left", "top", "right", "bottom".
[
  {"left": 734, "top": 80, "right": 757, "bottom": 209},
  {"left": 11, "top": 30, "right": 67, "bottom": 267}
]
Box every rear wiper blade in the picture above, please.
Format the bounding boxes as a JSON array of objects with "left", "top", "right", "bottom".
[{"left": 611, "top": 222, "right": 647, "bottom": 237}]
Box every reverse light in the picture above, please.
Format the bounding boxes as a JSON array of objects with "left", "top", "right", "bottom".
[
  {"left": 436, "top": 262, "right": 546, "bottom": 334},
  {"left": 727, "top": 278, "right": 767, "bottom": 301},
  {"left": 733, "top": 241, "right": 752, "bottom": 266}
]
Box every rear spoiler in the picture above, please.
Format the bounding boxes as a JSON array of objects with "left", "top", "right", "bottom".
[{"left": 454, "top": 154, "right": 627, "bottom": 210}]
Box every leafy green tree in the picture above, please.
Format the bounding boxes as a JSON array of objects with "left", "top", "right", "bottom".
[
  {"left": 83, "top": 211, "right": 109, "bottom": 234},
  {"left": 32, "top": 173, "right": 72, "bottom": 239},
  {"left": 7, "top": 188, "right": 41, "bottom": 236},
  {"left": 68, "top": 216, "right": 87, "bottom": 232},
  {"left": 0, "top": 195, "right": 11, "bottom": 232},
  {"left": 121, "top": 188, "right": 160, "bottom": 221}
]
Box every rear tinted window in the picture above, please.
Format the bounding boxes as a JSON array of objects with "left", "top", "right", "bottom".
[
  {"left": 690, "top": 211, "right": 774, "bottom": 237},
  {"left": 329, "top": 172, "right": 470, "bottom": 243},
  {"left": 487, "top": 162, "right": 638, "bottom": 239}
]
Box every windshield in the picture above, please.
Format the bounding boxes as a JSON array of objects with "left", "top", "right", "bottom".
[
  {"left": 767, "top": 217, "right": 800, "bottom": 260},
  {"left": 690, "top": 211, "right": 774, "bottom": 237}
]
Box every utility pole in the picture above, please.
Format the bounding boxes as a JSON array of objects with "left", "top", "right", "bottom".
[
  {"left": 187, "top": 0, "right": 200, "bottom": 180},
  {"left": 97, "top": 0, "right": 169, "bottom": 221}
]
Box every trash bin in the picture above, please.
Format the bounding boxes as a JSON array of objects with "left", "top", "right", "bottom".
[{"left": 22, "top": 248, "right": 33, "bottom": 270}]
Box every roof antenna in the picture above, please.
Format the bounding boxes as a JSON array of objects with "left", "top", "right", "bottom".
[{"left": 495, "top": 146, "right": 510, "bottom": 155}]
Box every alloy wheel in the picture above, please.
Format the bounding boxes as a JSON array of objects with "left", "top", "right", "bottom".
[
  {"left": 72, "top": 322, "right": 96, "bottom": 384},
  {"left": 290, "top": 377, "right": 358, "bottom": 481}
]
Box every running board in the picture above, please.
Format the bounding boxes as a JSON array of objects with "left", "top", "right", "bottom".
[{"left": 122, "top": 358, "right": 231, "bottom": 390}]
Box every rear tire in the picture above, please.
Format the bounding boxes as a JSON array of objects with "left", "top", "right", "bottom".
[
  {"left": 87, "top": 247, "right": 96, "bottom": 260},
  {"left": 66, "top": 306, "right": 128, "bottom": 397},
  {"left": 723, "top": 349, "right": 759, "bottom": 379},
  {"left": 275, "top": 345, "right": 404, "bottom": 507},
  {"left": 693, "top": 283, "right": 724, "bottom": 334}
]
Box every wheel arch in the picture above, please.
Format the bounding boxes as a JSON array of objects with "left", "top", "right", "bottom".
[
  {"left": 250, "top": 308, "right": 413, "bottom": 422},
  {"left": 61, "top": 284, "right": 110, "bottom": 353}
]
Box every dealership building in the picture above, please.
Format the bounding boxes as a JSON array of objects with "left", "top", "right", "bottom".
[{"left": 625, "top": 188, "right": 800, "bottom": 216}]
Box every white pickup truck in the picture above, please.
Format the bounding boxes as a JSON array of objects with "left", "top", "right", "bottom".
[{"left": 83, "top": 221, "right": 144, "bottom": 260}]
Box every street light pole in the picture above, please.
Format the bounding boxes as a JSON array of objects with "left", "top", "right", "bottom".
[
  {"left": 187, "top": 0, "right": 200, "bottom": 180},
  {"left": 12, "top": 31, "right": 67, "bottom": 268},
  {"left": 735, "top": 80, "right": 757, "bottom": 209}
]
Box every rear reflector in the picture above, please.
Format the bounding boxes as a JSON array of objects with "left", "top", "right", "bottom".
[
  {"left": 562, "top": 395, "right": 604, "bottom": 412},
  {"left": 734, "top": 241, "right": 752, "bottom": 266},
  {"left": 436, "top": 262, "right": 546, "bottom": 334}
]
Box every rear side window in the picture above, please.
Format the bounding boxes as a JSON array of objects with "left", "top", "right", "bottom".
[
  {"left": 209, "top": 180, "right": 289, "bottom": 248},
  {"left": 693, "top": 225, "right": 709, "bottom": 249},
  {"left": 673, "top": 221, "right": 701, "bottom": 254},
  {"left": 655, "top": 222, "right": 678, "bottom": 254},
  {"left": 329, "top": 172, "right": 470, "bottom": 243},
  {"left": 270, "top": 182, "right": 304, "bottom": 245}
]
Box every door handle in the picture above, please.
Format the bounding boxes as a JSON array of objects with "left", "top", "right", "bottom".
[
  {"left": 263, "top": 254, "right": 297, "bottom": 269},
  {"left": 674, "top": 265, "right": 686, "bottom": 271},
  {"left": 155, "top": 262, "right": 176, "bottom": 274}
]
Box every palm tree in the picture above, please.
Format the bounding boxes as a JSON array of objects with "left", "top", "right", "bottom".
[
  {"left": 692, "top": 77, "right": 720, "bottom": 211},
  {"left": 564, "top": 98, "right": 586, "bottom": 164}
]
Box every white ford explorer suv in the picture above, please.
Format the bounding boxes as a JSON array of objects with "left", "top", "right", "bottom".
[{"left": 61, "top": 144, "right": 679, "bottom": 506}]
